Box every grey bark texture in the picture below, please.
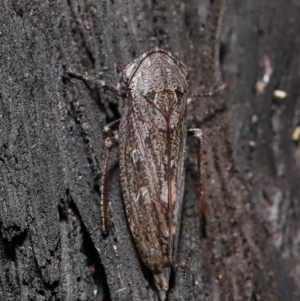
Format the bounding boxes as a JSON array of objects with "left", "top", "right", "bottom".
[{"left": 0, "top": 0, "right": 299, "bottom": 300}]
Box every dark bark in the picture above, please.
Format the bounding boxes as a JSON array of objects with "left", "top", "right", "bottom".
[{"left": 0, "top": 0, "right": 299, "bottom": 300}]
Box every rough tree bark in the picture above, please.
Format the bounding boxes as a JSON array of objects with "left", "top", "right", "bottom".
[{"left": 0, "top": 0, "right": 299, "bottom": 301}]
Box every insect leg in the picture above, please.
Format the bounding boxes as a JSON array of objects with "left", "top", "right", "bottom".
[
  {"left": 187, "top": 128, "right": 206, "bottom": 238},
  {"left": 190, "top": 83, "right": 227, "bottom": 98},
  {"left": 67, "top": 69, "right": 126, "bottom": 98},
  {"left": 100, "top": 120, "right": 120, "bottom": 235}
]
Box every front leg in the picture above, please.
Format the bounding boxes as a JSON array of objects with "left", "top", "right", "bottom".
[
  {"left": 67, "top": 69, "right": 126, "bottom": 98},
  {"left": 190, "top": 84, "right": 227, "bottom": 98},
  {"left": 67, "top": 68, "right": 123, "bottom": 234},
  {"left": 99, "top": 120, "right": 120, "bottom": 235},
  {"left": 187, "top": 128, "right": 206, "bottom": 238}
]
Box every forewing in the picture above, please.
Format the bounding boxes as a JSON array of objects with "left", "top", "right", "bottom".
[
  {"left": 119, "top": 91, "right": 187, "bottom": 271},
  {"left": 169, "top": 96, "right": 187, "bottom": 264}
]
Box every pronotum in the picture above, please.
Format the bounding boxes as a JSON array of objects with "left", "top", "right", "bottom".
[{"left": 69, "top": 47, "right": 207, "bottom": 301}]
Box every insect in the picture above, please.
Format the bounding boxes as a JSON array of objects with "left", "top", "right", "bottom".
[{"left": 68, "top": 47, "right": 206, "bottom": 301}]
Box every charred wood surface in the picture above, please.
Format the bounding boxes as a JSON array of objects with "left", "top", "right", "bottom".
[{"left": 0, "top": 0, "right": 299, "bottom": 300}]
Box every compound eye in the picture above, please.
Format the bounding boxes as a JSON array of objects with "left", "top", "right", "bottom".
[
  {"left": 122, "top": 74, "right": 129, "bottom": 84},
  {"left": 175, "top": 90, "right": 183, "bottom": 101},
  {"left": 123, "top": 62, "right": 138, "bottom": 84}
]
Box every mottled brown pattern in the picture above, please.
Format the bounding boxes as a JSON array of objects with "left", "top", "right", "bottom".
[{"left": 118, "top": 48, "right": 188, "bottom": 298}]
